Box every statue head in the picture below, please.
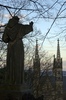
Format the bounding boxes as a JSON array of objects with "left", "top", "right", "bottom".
[{"left": 12, "top": 16, "right": 19, "bottom": 22}]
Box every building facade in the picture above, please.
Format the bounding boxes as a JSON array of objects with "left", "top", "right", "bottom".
[
  {"left": 33, "top": 39, "right": 40, "bottom": 98},
  {"left": 53, "top": 39, "right": 63, "bottom": 100},
  {"left": 33, "top": 39, "right": 63, "bottom": 100}
]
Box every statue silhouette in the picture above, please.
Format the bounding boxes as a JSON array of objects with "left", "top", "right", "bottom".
[{"left": 2, "top": 16, "right": 33, "bottom": 84}]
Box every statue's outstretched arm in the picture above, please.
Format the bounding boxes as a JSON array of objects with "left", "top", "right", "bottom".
[{"left": 19, "top": 22, "right": 33, "bottom": 37}]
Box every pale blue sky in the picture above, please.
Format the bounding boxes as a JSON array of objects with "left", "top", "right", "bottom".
[{"left": 35, "top": 18, "right": 66, "bottom": 70}]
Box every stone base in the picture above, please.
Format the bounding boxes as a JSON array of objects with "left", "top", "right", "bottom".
[{"left": 0, "top": 83, "right": 31, "bottom": 100}]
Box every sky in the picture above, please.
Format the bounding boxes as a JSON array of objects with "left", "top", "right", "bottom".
[{"left": 35, "top": 18, "right": 66, "bottom": 71}]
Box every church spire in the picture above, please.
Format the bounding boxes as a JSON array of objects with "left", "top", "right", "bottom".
[
  {"left": 57, "top": 39, "right": 60, "bottom": 59},
  {"left": 35, "top": 39, "right": 39, "bottom": 58},
  {"left": 33, "top": 39, "right": 40, "bottom": 98}
]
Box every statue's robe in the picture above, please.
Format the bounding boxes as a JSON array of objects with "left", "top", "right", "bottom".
[{"left": 2, "top": 20, "right": 33, "bottom": 84}]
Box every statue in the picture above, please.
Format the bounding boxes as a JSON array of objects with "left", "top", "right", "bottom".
[{"left": 2, "top": 16, "right": 33, "bottom": 84}]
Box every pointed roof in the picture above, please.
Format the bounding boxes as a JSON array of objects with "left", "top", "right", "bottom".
[
  {"left": 57, "top": 39, "right": 60, "bottom": 59},
  {"left": 35, "top": 39, "right": 39, "bottom": 58}
]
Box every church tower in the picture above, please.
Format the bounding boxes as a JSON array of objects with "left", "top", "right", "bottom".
[
  {"left": 33, "top": 39, "right": 40, "bottom": 98},
  {"left": 53, "top": 39, "right": 63, "bottom": 100}
]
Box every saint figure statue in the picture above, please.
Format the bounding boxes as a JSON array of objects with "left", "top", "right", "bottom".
[{"left": 2, "top": 16, "right": 33, "bottom": 84}]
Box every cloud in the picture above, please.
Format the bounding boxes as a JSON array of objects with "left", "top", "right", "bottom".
[{"left": 4, "top": 14, "right": 11, "bottom": 19}]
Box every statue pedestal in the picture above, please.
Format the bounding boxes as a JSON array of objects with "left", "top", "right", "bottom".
[{"left": 0, "top": 83, "right": 31, "bottom": 100}]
